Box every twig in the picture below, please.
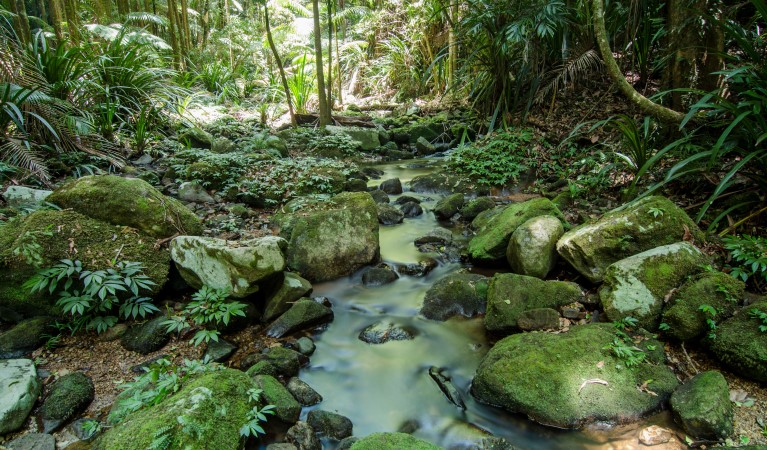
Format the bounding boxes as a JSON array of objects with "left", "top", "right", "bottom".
[{"left": 681, "top": 342, "right": 700, "bottom": 375}]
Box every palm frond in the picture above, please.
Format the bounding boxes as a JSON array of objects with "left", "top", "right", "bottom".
[
  {"left": 126, "top": 12, "right": 170, "bottom": 28},
  {"left": 535, "top": 48, "right": 602, "bottom": 104}
]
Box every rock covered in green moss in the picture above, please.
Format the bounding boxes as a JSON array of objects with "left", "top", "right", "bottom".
[
  {"left": 506, "top": 215, "right": 564, "bottom": 279},
  {"left": 0, "top": 317, "right": 51, "bottom": 359},
  {"left": 349, "top": 432, "right": 441, "bottom": 450},
  {"left": 0, "top": 359, "right": 41, "bottom": 435},
  {"left": 599, "top": 242, "right": 709, "bottom": 331},
  {"left": 517, "top": 308, "right": 560, "bottom": 331},
  {"left": 0, "top": 210, "right": 170, "bottom": 317},
  {"left": 556, "top": 196, "right": 704, "bottom": 283},
  {"left": 263, "top": 273, "right": 313, "bottom": 321},
  {"left": 251, "top": 375, "right": 301, "bottom": 424},
  {"left": 467, "top": 198, "right": 565, "bottom": 265},
  {"left": 409, "top": 171, "right": 482, "bottom": 196},
  {"left": 307, "top": 410, "right": 353, "bottom": 440},
  {"left": 662, "top": 272, "right": 745, "bottom": 341},
  {"left": 433, "top": 193, "right": 465, "bottom": 220},
  {"left": 377, "top": 204, "right": 405, "bottom": 225},
  {"left": 460, "top": 197, "right": 496, "bottom": 221},
  {"left": 484, "top": 273, "right": 583, "bottom": 334},
  {"left": 272, "top": 192, "right": 380, "bottom": 282},
  {"left": 170, "top": 236, "right": 287, "bottom": 298},
  {"left": 326, "top": 125, "right": 381, "bottom": 151},
  {"left": 244, "top": 346, "right": 307, "bottom": 378},
  {"left": 47, "top": 175, "right": 203, "bottom": 239},
  {"left": 40, "top": 372, "right": 95, "bottom": 433},
  {"left": 420, "top": 273, "right": 489, "bottom": 321},
  {"left": 670, "top": 371, "right": 733, "bottom": 440},
  {"left": 472, "top": 323, "right": 678, "bottom": 428},
  {"left": 266, "top": 298, "right": 333, "bottom": 338},
  {"left": 94, "top": 369, "right": 255, "bottom": 450},
  {"left": 120, "top": 316, "right": 170, "bottom": 354},
  {"left": 178, "top": 127, "right": 213, "bottom": 148},
  {"left": 707, "top": 300, "right": 767, "bottom": 382}
]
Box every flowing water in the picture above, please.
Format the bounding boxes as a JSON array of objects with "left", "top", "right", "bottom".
[{"left": 298, "top": 159, "right": 673, "bottom": 449}]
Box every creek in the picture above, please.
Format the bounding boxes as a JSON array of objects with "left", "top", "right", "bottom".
[{"left": 298, "top": 159, "right": 674, "bottom": 449}]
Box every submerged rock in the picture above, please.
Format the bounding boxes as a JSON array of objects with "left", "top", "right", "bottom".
[
  {"left": 349, "top": 432, "right": 441, "bottom": 450},
  {"left": 170, "top": 235, "right": 287, "bottom": 298},
  {"left": 0, "top": 359, "right": 41, "bottom": 435},
  {"left": 267, "top": 298, "right": 334, "bottom": 338},
  {"left": 39, "top": 372, "right": 95, "bottom": 433},
  {"left": 94, "top": 369, "right": 255, "bottom": 449},
  {"left": 506, "top": 215, "right": 563, "bottom": 279},
  {"left": 421, "top": 273, "right": 489, "bottom": 321},
  {"left": 556, "top": 196, "right": 704, "bottom": 283},
  {"left": 47, "top": 175, "right": 203, "bottom": 238},
  {"left": 472, "top": 323, "right": 678, "bottom": 428},
  {"left": 358, "top": 321, "right": 417, "bottom": 344},
  {"left": 707, "top": 300, "right": 767, "bottom": 382},
  {"left": 467, "top": 198, "right": 564, "bottom": 265},
  {"left": 484, "top": 273, "right": 582, "bottom": 334},
  {"left": 599, "top": 242, "right": 709, "bottom": 330},
  {"left": 362, "top": 266, "right": 399, "bottom": 287},
  {"left": 670, "top": 371, "right": 733, "bottom": 440},
  {"left": 273, "top": 192, "right": 380, "bottom": 282}
]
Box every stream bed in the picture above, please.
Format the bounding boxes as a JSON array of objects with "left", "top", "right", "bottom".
[{"left": 298, "top": 159, "right": 675, "bottom": 449}]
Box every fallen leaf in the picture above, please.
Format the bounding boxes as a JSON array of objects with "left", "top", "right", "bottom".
[{"left": 596, "top": 361, "right": 605, "bottom": 369}]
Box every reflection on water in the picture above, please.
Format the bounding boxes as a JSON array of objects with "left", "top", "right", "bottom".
[{"left": 300, "top": 160, "right": 664, "bottom": 449}]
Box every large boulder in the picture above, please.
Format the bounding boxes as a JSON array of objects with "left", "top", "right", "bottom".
[
  {"left": 326, "top": 125, "right": 381, "bottom": 151},
  {"left": 170, "top": 236, "right": 287, "bottom": 298},
  {"left": 506, "top": 215, "right": 564, "bottom": 279},
  {"left": 420, "top": 273, "right": 489, "bottom": 321},
  {"left": 467, "top": 198, "right": 564, "bottom": 265},
  {"left": 460, "top": 197, "right": 495, "bottom": 221},
  {"left": 94, "top": 369, "right": 256, "bottom": 450},
  {"left": 670, "top": 371, "right": 733, "bottom": 440},
  {"left": 0, "top": 210, "right": 170, "bottom": 317},
  {"left": 662, "top": 272, "right": 745, "bottom": 341},
  {"left": 349, "top": 432, "right": 441, "bottom": 450},
  {"left": 47, "top": 175, "right": 203, "bottom": 239},
  {"left": 472, "top": 323, "right": 678, "bottom": 428},
  {"left": 599, "top": 242, "right": 709, "bottom": 330},
  {"left": 707, "top": 300, "right": 767, "bottom": 382},
  {"left": 0, "top": 316, "right": 51, "bottom": 359},
  {"left": 263, "top": 273, "right": 313, "bottom": 321},
  {"left": 484, "top": 273, "right": 583, "bottom": 334},
  {"left": 0, "top": 359, "right": 41, "bottom": 435},
  {"left": 556, "top": 196, "right": 704, "bottom": 283},
  {"left": 39, "top": 372, "right": 95, "bottom": 433},
  {"left": 273, "top": 192, "right": 380, "bottom": 282}
]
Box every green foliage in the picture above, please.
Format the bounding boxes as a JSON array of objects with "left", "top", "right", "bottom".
[
  {"left": 109, "top": 357, "right": 223, "bottom": 424},
  {"left": 605, "top": 317, "right": 646, "bottom": 368},
  {"left": 196, "top": 63, "right": 240, "bottom": 104},
  {"left": 447, "top": 129, "right": 535, "bottom": 186},
  {"left": 287, "top": 53, "right": 315, "bottom": 114},
  {"left": 239, "top": 388, "right": 276, "bottom": 438},
  {"left": 12, "top": 227, "right": 53, "bottom": 268},
  {"left": 162, "top": 286, "right": 247, "bottom": 347},
  {"left": 308, "top": 132, "right": 359, "bottom": 157},
  {"left": 25, "top": 259, "right": 159, "bottom": 334},
  {"left": 748, "top": 308, "right": 767, "bottom": 332},
  {"left": 722, "top": 235, "right": 767, "bottom": 288},
  {"left": 699, "top": 304, "right": 718, "bottom": 339}
]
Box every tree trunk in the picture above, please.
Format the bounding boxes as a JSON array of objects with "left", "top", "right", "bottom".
[
  {"left": 666, "top": 0, "right": 698, "bottom": 110},
  {"left": 313, "top": 0, "right": 331, "bottom": 126},
  {"left": 64, "top": 0, "right": 79, "bottom": 44},
  {"left": 264, "top": 2, "right": 296, "bottom": 127},
  {"left": 326, "top": 0, "right": 333, "bottom": 110},
  {"left": 48, "top": 0, "right": 64, "bottom": 41},
  {"left": 167, "top": 0, "right": 182, "bottom": 69},
  {"left": 10, "top": 0, "right": 31, "bottom": 45},
  {"left": 593, "top": 0, "right": 684, "bottom": 123},
  {"left": 180, "top": 0, "right": 191, "bottom": 57},
  {"left": 699, "top": 0, "right": 725, "bottom": 92},
  {"left": 37, "top": 0, "right": 48, "bottom": 24},
  {"left": 117, "top": 0, "right": 130, "bottom": 18}
]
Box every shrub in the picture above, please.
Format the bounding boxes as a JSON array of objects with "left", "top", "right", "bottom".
[
  {"left": 162, "top": 286, "right": 247, "bottom": 346},
  {"left": 447, "top": 129, "right": 536, "bottom": 186}
]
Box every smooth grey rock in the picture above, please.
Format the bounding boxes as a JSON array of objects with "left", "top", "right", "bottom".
[
  {"left": 414, "top": 228, "right": 453, "bottom": 246},
  {"left": 377, "top": 204, "right": 405, "bottom": 225},
  {"left": 204, "top": 338, "right": 237, "bottom": 362},
  {"left": 0, "top": 359, "right": 41, "bottom": 435},
  {"left": 5, "top": 433, "right": 55, "bottom": 450},
  {"left": 399, "top": 202, "right": 423, "bottom": 218},
  {"left": 358, "top": 321, "right": 417, "bottom": 344},
  {"left": 170, "top": 235, "right": 287, "bottom": 298},
  {"left": 295, "top": 337, "right": 316, "bottom": 356},
  {"left": 307, "top": 410, "right": 353, "bottom": 440},
  {"left": 361, "top": 267, "right": 399, "bottom": 287},
  {"left": 369, "top": 190, "right": 390, "bottom": 204},
  {"left": 2, "top": 186, "right": 52, "bottom": 209},
  {"left": 177, "top": 181, "right": 215, "bottom": 203},
  {"left": 379, "top": 178, "right": 403, "bottom": 195},
  {"left": 287, "top": 377, "right": 323, "bottom": 406},
  {"left": 506, "top": 215, "right": 564, "bottom": 279}
]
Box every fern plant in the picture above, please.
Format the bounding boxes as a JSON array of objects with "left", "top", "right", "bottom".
[
  {"left": 162, "top": 286, "right": 247, "bottom": 346},
  {"left": 25, "top": 259, "right": 158, "bottom": 334},
  {"left": 723, "top": 234, "right": 767, "bottom": 291}
]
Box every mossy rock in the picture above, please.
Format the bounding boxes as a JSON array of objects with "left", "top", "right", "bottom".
[
  {"left": 120, "top": 316, "right": 170, "bottom": 355},
  {"left": 460, "top": 197, "right": 495, "bottom": 221},
  {"left": 409, "top": 171, "right": 485, "bottom": 196},
  {"left": 662, "top": 272, "right": 745, "bottom": 341},
  {"left": 93, "top": 369, "right": 255, "bottom": 450},
  {"left": 296, "top": 167, "right": 347, "bottom": 196},
  {"left": 349, "top": 432, "right": 441, "bottom": 450},
  {"left": 484, "top": 273, "right": 583, "bottom": 335},
  {"left": 471, "top": 206, "right": 504, "bottom": 230},
  {"left": 420, "top": 273, "right": 489, "bottom": 321},
  {"left": 272, "top": 192, "right": 380, "bottom": 282},
  {"left": 467, "top": 198, "right": 565, "bottom": 265},
  {"left": 266, "top": 298, "right": 333, "bottom": 338},
  {"left": 670, "top": 371, "right": 733, "bottom": 440},
  {"left": 556, "top": 196, "right": 704, "bottom": 283},
  {"left": 471, "top": 323, "right": 679, "bottom": 428},
  {"left": 40, "top": 372, "right": 95, "bottom": 433},
  {"left": 263, "top": 272, "right": 313, "bottom": 321},
  {"left": 47, "top": 175, "right": 203, "bottom": 239},
  {"left": 599, "top": 242, "right": 710, "bottom": 331},
  {"left": 0, "top": 210, "right": 170, "bottom": 317},
  {"left": 433, "top": 193, "right": 464, "bottom": 220},
  {"left": 251, "top": 375, "right": 301, "bottom": 424},
  {"left": 707, "top": 300, "right": 767, "bottom": 382},
  {"left": 0, "top": 317, "right": 51, "bottom": 359},
  {"left": 178, "top": 127, "right": 213, "bottom": 148},
  {"left": 506, "top": 215, "right": 564, "bottom": 279}
]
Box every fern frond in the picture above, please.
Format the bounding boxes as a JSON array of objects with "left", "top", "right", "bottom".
[
  {"left": 126, "top": 12, "right": 170, "bottom": 28},
  {"left": 535, "top": 48, "right": 602, "bottom": 104}
]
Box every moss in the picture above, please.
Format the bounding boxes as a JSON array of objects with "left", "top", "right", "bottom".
[
  {"left": 460, "top": 197, "right": 496, "bottom": 221},
  {"left": 472, "top": 323, "right": 678, "bottom": 428},
  {"left": 0, "top": 316, "right": 51, "bottom": 358},
  {"left": 420, "top": 273, "right": 489, "bottom": 320},
  {"left": 0, "top": 210, "right": 170, "bottom": 316},
  {"left": 409, "top": 171, "right": 486, "bottom": 196},
  {"left": 120, "top": 316, "right": 170, "bottom": 355},
  {"left": 349, "top": 432, "right": 441, "bottom": 450},
  {"left": 707, "top": 301, "right": 767, "bottom": 382},
  {"left": 433, "top": 193, "right": 465, "bottom": 220},
  {"left": 670, "top": 371, "right": 733, "bottom": 439},
  {"left": 41, "top": 372, "right": 95, "bottom": 422},
  {"left": 47, "top": 175, "right": 203, "bottom": 238},
  {"left": 467, "top": 198, "right": 565, "bottom": 264},
  {"left": 663, "top": 272, "right": 745, "bottom": 341},
  {"left": 556, "top": 196, "right": 705, "bottom": 283},
  {"left": 484, "top": 273, "right": 583, "bottom": 334},
  {"left": 94, "top": 369, "right": 255, "bottom": 450},
  {"left": 251, "top": 375, "right": 300, "bottom": 424}
]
